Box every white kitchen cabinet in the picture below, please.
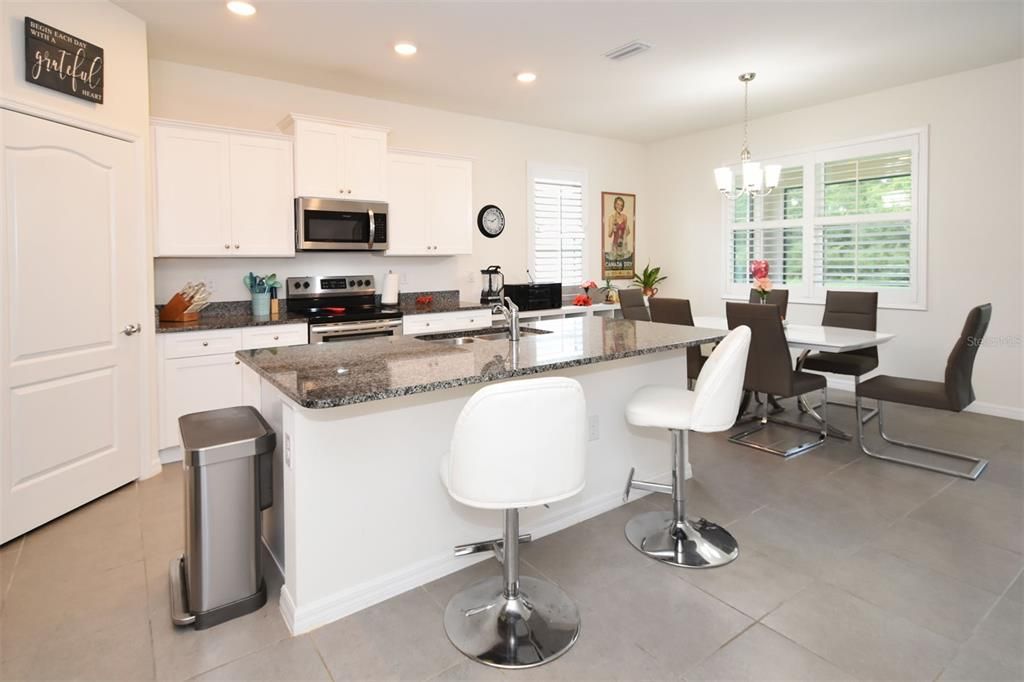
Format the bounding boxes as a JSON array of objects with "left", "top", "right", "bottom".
[
  {"left": 281, "top": 114, "right": 388, "bottom": 201},
  {"left": 386, "top": 151, "right": 473, "bottom": 256},
  {"left": 157, "top": 324, "right": 307, "bottom": 452},
  {"left": 153, "top": 119, "right": 294, "bottom": 257},
  {"left": 161, "top": 353, "right": 244, "bottom": 449},
  {"left": 153, "top": 124, "right": 231, "bottom": 255},
  {"left": 229, "top": 135, "right": 295, "bottom": 256}
]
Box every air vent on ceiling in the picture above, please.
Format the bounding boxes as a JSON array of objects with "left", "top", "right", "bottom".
[{"left": 604, "top": 40, "right": 652, "bottom": 61}]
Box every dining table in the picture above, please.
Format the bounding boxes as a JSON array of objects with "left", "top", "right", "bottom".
[{"left": 693, "top": 316, "right": 896, "bottom": 439}]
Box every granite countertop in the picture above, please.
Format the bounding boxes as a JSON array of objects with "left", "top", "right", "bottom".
[
  {"left": 396, "top": 289, "right": 492, "bottom": 315},
  {"left": 155, "top": 301, "right": 308, "bottom": 333},
  {"left": 236, "top": 316, "right": 726, "bottom": 409}
]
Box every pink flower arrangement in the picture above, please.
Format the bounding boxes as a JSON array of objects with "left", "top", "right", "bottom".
[
  {"left": 750, "top": 260, "right": 773, "bottom": 303},
  {"left": 575, "top": 280, "right": 597, "bottom": 306}
]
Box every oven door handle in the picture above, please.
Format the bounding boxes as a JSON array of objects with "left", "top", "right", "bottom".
[{"left": 310, "top": 318, "right": 402, "bottom": 337}]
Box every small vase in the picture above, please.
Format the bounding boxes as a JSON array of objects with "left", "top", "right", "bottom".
[{"left": 643, "top": 287, "right": 658, "bottom": 298}]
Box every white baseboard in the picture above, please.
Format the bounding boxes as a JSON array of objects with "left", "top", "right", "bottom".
[
  {"left": 159, "top": 446, "right": 183, "bottom": 464},
  {"left": 821, "top": 377, "right": 1022, "bottom": 421},
  {"left": 964, "top": 401, "right": 1024, "bottom": 421},
  {"left": 282, "top": 486, "right": 649, "bottom": 636}
]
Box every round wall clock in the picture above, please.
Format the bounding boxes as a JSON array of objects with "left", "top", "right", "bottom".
[{"left": 477, "top": 204, "right": 505, "bottom": 238}]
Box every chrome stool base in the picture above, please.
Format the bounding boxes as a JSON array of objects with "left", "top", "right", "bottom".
[
  {"left": 625, "top": 510, "right": 738, "bottom": 568},
  {"left": 443, "top": 575, "right": 581, "bottom": 669}
]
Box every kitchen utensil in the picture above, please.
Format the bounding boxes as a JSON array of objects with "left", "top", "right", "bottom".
[{"left": 480, "top": 265, "right": 504, "bottom": 305}]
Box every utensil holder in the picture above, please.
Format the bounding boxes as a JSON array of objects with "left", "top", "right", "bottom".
[{"left": 251, "top": 291, "right": 270, "bottom": 317}]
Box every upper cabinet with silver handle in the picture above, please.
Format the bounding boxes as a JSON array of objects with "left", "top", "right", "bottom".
[{"left": 121, "top": 323, "right": 142, "bottom": 336}]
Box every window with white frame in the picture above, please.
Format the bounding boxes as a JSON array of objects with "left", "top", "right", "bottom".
[
  {"left": 723, "top": 130, "right": 927, "bottom": 309},
  {"left": 528, "top": 164, "right": 587, "bottom": 284}
]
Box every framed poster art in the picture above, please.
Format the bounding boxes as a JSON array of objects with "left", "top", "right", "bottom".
[{"left": 601, "top": 192, "right": 636, "bottom": 280}]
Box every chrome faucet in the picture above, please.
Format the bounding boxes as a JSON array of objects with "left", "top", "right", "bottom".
[{"left": 492, "top": 297, "right": 521, "bottom": 342}]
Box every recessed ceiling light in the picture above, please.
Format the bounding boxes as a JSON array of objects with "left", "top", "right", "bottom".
[
  {"left": 394, "top": 42, "right": 418, "bottom": 56},
  {"left": 516, "top": 72, "right": 537, "bottom": 83},
  {"left": 226, "top": 1, "right": 256, "bottom": 16}
]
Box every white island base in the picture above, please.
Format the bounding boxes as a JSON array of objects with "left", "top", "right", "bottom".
[{"left": 253, "top": 351, "right": 690, "bottom": 635}]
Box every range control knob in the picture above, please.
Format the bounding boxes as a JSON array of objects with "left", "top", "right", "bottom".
[
  {"left": 349, "top": 280, "right": 356, "bottom": 287},
  {"left": 302, "top": 281, "right": 310, "bottom": 289},
  {"left": 293, "top": 282, "right": 301, "bottom": 290}
]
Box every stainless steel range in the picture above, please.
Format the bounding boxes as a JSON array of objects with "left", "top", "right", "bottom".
[{"left": 286, "top": 275, "right": 403, "bottom": 343}]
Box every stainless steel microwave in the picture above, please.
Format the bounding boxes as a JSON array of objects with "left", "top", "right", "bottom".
[{"left": 295, "top": 197, "right": 388, "bottom": 251}]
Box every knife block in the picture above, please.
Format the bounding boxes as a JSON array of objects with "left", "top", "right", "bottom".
[{"left": 160, "top": 293, "right": 199, "bottom": 323}]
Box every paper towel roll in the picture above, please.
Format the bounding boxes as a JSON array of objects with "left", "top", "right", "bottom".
[{"left": 382, "top": 272, "right": 400, "bottom": 305}]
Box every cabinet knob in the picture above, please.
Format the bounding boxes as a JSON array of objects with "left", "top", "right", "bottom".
[
  {"left": 234, "top": 244, "right": 240, "bottom": 249},
  {"left": 224, "top": 244, "right": 230, "bottom": 249},
  {"left": 425, "top": 322, "right": 431, "bottom": 327},
  {"left": 202, "top": 341, "right": 209, "bottom": 347},
  {"left": 340, "top": 188, "right": 345, "bottom": 194},
  {"left": 347, "top": 189, "right": 352, "bottom": 194},
  {"left": 273, "top": 335, "right": 279, "bottom": 340},
  {"left": 235, "top": 360, "right": 240, "bottom": 365}
]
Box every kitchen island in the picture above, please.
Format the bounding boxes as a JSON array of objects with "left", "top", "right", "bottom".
[{"left": 237, "top": 316, "right": 725, "bottom": 634}]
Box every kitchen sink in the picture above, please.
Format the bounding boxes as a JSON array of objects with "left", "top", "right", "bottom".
[{"left": 416, "top": 327, "right": 551, "bottom": 344}]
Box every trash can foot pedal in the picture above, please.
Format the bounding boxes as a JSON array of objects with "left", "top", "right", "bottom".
[{"left": 169, "top": 554, "right": 195, "bottom": 626}]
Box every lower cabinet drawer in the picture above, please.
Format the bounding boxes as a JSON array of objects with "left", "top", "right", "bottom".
[
  {"left": 403, "top": 310, "right": 491, "bottom": 335},
  {"left": 163, "top": 329, "right": 243, "bottom": 359},
  {"left": 241, "top": 324, "right": 308, "bottom": 350}
]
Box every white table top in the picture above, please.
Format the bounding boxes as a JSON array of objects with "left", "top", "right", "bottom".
[{"left": 693, "top": 316, "right": 895, "bottom": 353}]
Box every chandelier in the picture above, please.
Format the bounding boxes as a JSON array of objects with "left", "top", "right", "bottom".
[{"left": 714, "top": 73, "right": 780, "bottom": 199}]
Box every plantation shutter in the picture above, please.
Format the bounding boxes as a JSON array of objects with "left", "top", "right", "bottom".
[
  {"left": 532, "top": 178, "right": 584, "bottom": 283},
  {"left": 813, "top": 150, "right": 913, "bottom": 289},
  {"left": 728, "top": 165, "right": 804, "bottom": 285}
]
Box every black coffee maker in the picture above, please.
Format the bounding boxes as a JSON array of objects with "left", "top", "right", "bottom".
[{"left": 480, "top": 265, "right": 504, "bottom": 305}]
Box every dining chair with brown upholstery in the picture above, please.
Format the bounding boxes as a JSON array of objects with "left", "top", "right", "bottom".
[
  {"left": 855, "top": 304, "right": 992, "bottom": 480},
  {"left": 726, "top": 302, "right": 828, "bottom": 458},
  {"left": 619, "top": 288, "right": 650, "bottom": 321},
  {"left": 649, "top": 297, "right": 706, "bottom": 384},
  {"left": 801, "top": 291, "right": 881, "bottom": 424},
  {"left": 748, "top": 288, "right": 790, "bottom": 318}
]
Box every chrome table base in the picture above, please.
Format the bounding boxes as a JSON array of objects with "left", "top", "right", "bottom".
[
  {"left": 625, "top": 511, "right": 738, "bottom": 568},
  {"left": 443, "top": 575, "right": 581, "bottom": 669}
]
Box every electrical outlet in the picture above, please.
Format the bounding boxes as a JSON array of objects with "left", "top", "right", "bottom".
[
  {"left": 284, "top": 433, "right": 292, "bottom": 468},
  {"left": 588, "top": 415, "right": 600, "bottom": 441},
  {"left": 399, "top": 272, "right": 408, "bottom": 285}
]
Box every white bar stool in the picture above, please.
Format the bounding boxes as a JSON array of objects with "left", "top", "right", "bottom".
[
  {"left": 622, "top": 326, "right": 751, "bottom": 568},
  {"left": 440, "top": 376, "right": 587, "bottom": 669}
]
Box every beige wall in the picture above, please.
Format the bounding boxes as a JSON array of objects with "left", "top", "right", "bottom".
[
  {"left": 646, "top": 59, "right": 1023, "bottom": 416},
  {"left": 1, "top": 1, "right": 150, "bottom": 137},
  {"left": 148, "top": 60, "right": 649, "bottom": 303}
]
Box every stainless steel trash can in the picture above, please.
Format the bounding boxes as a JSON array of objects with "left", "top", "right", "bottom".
[{"left": 169, "top": 406, "right": 275, "bottom": 630}]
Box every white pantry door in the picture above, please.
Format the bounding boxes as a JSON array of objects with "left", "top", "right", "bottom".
[{"left": 1, "top": 110, "right": 144, "bottom": 543}]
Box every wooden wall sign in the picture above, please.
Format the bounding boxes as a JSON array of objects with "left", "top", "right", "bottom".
[{"left": 24, "top": 17, "right": 104, "bottom": 104}]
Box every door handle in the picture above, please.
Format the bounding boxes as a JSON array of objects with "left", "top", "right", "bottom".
[{"left": 121, "top": 323, "right": 142, "bottom": 336}]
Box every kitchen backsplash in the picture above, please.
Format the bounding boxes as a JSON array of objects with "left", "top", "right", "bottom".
[{"left": 154, "top": 253, "right": 476, "bottom": 304}]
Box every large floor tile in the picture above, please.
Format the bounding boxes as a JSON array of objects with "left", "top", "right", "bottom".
[
  {"left": 311, "top": 587, "right": 462, "bottom": 681},
  {"left": 1005, "top": 571, "right": 1023, "bottom": 602},
  {"left": 669, "top": 548, "right": 813, "bottom": 620},
  {"left": 824, "top": 548, "right": 999, "bottom": 641},
  {"left": 583, "top": 564, "right": 753, "bottom": 677},
  {"left": 909, "top": 486, "right": 1023, "bottom": 554},
  {"left": 763, "top": 582, "right": 957, "bottom": 681},
  {"left": 1, "top": 601, "right": 154, "bottom": 681},
  {"left": 939, "top": 644, "right": 1024, "bottom": 681},
  {"left": 959, "top": 596, "right": 1024, "bottom": 671},
  {"left": 150, "top": 592, "right": 290, "bottom": 681},
  {"left": 725, "top": 506, "right": 870, "bottom": 578},
  {"left": 0, "top": 537, "right": 23, "bottom": 609},
  {"left": 872, "top": 517, "right": 1023, "bottom": 595},
  {"left": 0, "top": 559, "right": 150, "bottom": 662},
  {"left": 192, "top": 635, "right": 330, "bottom": 681},
  {"left": 684, "top": 624, "right": 855, "bottom": 682}
]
